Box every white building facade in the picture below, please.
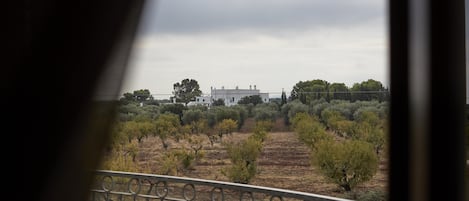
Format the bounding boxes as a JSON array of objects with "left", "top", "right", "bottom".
[
  {"left": 188, "top": 85, "right": 269, "bottom": 106},
  {"left": 187, "top": 96, "right": 211, "bottom": 107}
]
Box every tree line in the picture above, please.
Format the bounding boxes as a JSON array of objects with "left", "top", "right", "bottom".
[
  {"left": 102, "top": 78, "right": 389, "bottom": 197},
  {"left": 290, "top": 79, "right": 389, "bottom": 104},
  {"left": 119, "top": 78, "right": 388, "bottom": 106}
]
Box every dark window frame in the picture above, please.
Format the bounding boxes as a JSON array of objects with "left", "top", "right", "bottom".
[
  {"left": 390, "top": 0, "right": 467, "bottom": 200},
  {"left": 14, "top": 0, "right": 467, "bottom": 200}
]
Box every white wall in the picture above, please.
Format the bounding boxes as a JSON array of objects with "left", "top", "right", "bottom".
[{"left": 211, "top": 88, "right": 269, "bottom": 106}]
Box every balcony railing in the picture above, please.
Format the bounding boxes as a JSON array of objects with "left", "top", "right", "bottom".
[{"left": 90, "top": 170, "right": 352, "bottom": 201}]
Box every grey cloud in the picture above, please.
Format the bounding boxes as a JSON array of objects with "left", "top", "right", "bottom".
[{"left": 140, "top": 0, "right": 385, "bottom": 35}]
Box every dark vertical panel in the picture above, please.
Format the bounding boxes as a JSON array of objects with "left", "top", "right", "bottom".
[
  {"left": 389, "top": 0, "right": 410, "bottom": 200},
  {"left": 466, "top": 2, "right": 469, "bottom": 201},
  {"left": 429, "top": 1, "right": 466, "bottom": 201},
  {"left": 390, "top": 0, "right": 466, "bottom": 200},
  {"left": 12, "top": 1, "right": 146, "bottom": 201}
]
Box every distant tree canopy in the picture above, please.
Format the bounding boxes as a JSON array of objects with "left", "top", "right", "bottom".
[
  {"left": 212, "top": 98, "right": 225, "bottom": 106},
  {"left": 290, "top": 79, "right": 330, "bottom": 104},
  {"left": 290, "top": 79, "right": 388, "bottom": 104},
  {"left": 350, "top": 79, "right": 388, "bottom": 102},
  {"left": 253, "top": 103, "right": 279, "bottom": 122},
  {"left": 281, "top": 100, "right": 310, "bottom": 125},
  {"left": 329, "top": 83, "right": 350, "bottom": 100},
  {"left": 207, "top": 106, "right": 245, "bottom": 128},
  {"left": 238, "top": 95, "right": 263, "bottom": 106},
  {"left": 182, "top": 108, "right": 205, "bottom": 125},
  {"left": 119, "top": 89, "right": 153, "bottom": 104},
  {"left": 172, "top": 79, "right": 202, "bottom": 104},
  {"left": 160, "top": 103, "right": 187, "bottom": 122},
  {"left": 133, "top": 89, "right": 152, "bottom": 102}
]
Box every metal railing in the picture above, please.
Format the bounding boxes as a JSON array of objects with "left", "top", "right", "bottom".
[{"left": 90, "top": 170, "right": 352, "bottom": 201}]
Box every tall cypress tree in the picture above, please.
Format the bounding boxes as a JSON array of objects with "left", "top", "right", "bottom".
[{"left": 281, "top": 91, "right": 287, "bottom": 106}]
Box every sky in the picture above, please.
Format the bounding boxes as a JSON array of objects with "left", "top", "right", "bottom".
[{"left": 121, "top": 0, "right": 388, "bottom": 99}]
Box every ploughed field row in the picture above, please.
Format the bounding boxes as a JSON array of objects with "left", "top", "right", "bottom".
[{"left": 135, "top": 131, "right": 387, "bottom": 197}]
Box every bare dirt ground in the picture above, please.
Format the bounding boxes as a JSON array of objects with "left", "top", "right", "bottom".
[{"left": 135, "top": 130, "right": 388, "bottom": 199}]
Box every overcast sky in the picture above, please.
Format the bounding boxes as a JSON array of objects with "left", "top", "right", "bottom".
[{"left": 121, "top": 0, "right": 388, "bottom": 99}]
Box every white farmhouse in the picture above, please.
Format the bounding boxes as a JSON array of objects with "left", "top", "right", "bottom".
[
  {"left": 187, "top": 96, "right": 211, "bottom": 107},
  {"left": 188, "top": 85, "right": 269, "bottom": 106}
]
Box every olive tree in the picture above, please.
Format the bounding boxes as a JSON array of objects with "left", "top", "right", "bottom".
[
  {"left": 291, "top": 113, "right": 331, "bottom": 150},
  {"left": 281, "top": 100, "right": 309, "bottom": 125},
  {"left": 312, "top": 140, "right": 378, "bottom": 191},
  {"left": 222, "top": 138, "right": 262, "bottom": 184},
  {"left": 154, "top": 113, "right": 181, "bottom": 149},
  {"left": 214, "top": 119, "right": 238, "bottom": 139}
]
